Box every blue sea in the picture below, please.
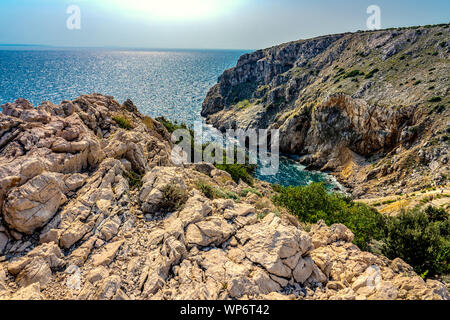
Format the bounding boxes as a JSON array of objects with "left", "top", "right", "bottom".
[{"left": 0, "top": 48, "right": 341, "bottom": 189}]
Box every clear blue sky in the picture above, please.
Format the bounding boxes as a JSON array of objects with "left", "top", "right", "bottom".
[{"left": 0, "top": 0, "right": 448, "bottom": 49}]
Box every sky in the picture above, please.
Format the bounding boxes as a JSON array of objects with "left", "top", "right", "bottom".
[{"left": 0, "top": 0, "right": 448, "bottom": 50}]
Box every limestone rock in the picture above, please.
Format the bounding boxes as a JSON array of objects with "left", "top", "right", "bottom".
[
  {"left": 16, "top": 257, "right": 52, "bottom": 288},
  {"left": 0, "top": 93, "right": 447, "bottom": 301},
  {"left": 236, "top": 213, "right": 313, "bottom": 278},
  {"left": 91, "top": 240, "right": 124, "bottom": 267},
  {"left": 139, "top": 166, "right": 187, "bottom": 214},
  {"left": 10, "top": 283, "right": 43, "bottom": 300},
  {"left": 3, "top": 172, "right": 68, "bottom": 234}
]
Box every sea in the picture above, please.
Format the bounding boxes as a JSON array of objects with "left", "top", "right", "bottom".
[{"left": 0, "top": 47, "right": 341, "bottom": 190}]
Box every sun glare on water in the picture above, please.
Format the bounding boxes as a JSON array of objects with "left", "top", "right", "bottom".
[{"left": 111, "top": 0, "right": 241, "bottom": 21}]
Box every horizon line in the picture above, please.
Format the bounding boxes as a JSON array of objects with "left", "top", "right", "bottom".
[
  {"left": 0, "top": 44, "right": 254, "bottom": 51},
  {"left": 1, "top": 21, "right": 448, "bottom": 52}
]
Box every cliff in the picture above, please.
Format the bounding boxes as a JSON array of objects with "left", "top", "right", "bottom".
[
  {"left": 202, "top": 24, "right": 450, "bottom": 199},
  {"left": 0, "top": 94, "right": 447, "bottom": 300}
]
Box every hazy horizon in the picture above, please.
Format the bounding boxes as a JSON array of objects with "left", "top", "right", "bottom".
[{"left": 0, "top": 0, "right": 449, "bottom": 50}]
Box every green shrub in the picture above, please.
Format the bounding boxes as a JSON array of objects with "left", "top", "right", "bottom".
[
  {"left": 272, "top": 183, "right": 386, "bottom": 250},
  {"left": 196, "top": 180, "right": 216, "bottom": 199},
  {"left": 215, "top": 189, "right": 240, "bottom": 200},
  {"left": 343, "top": 70, "right": 363, "bottom": 79},
  {"left": 428, "top": 96, "right": 442, "bottom": 102},
  {"left": 142, "top": 116, "right": 155, "bottom": 130},
  {"left": 216, "top": 163, "right": 255, "bottom": 186},
  {"left": 382, "top": 206, "right": 449, "bottom": 276},
  {"left": 156, "top": 117, "right": 256, "bottom": 186},
  {"left": 240, "top": 188, "right": 262, "bottom": 198},
  {"left": 159, "top": 184, "right": 188, "bottom": 213},
  {"left": 113, "top": 116, "right": 133, "bottom": 130},
  {"left": 234, "top": 99, "right": 251, "bottom": 110},
  {"left": 123, "top": 170, "right": 143, "bottom": 190},
  {"left": 196, "top": 180, "right": 239, "bottom": 200},
  {"left": 365, "top": 68, "right": 379, "bottom": 79},
  {"left": 155, "top": 116, "right": 191, "bottom": 134}
]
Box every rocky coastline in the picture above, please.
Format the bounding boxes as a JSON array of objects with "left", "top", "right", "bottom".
[
  {"left": 202, "top": 24, "right": 450, "bottom": 201},
  {"left": 0, "top": 93, "right": 448, "bottom": 300}
]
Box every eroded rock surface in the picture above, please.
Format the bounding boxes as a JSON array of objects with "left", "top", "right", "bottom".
[
  {"left": 0, "top": 94, "right": 447, "bottom": 300},
  {"left": 202, "top": 25, "right": 450, "bottom": 199}
]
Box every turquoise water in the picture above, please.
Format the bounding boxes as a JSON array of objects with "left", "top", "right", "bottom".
[
  {"left": 0, "top": 48, "right": 340, "bottom": 189},
  {"left": 255, "top": 155, "right": 343, "bottom": 191}
]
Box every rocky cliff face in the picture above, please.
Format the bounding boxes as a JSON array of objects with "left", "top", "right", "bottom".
[
  {"left": 0, "top": 94, "right": 447, "bottom": 300},
  {"left": 202, "top": 24, "right": 450, "bottom": 198}
]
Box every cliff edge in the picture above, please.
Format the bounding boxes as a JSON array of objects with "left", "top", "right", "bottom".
[
  {"left": 0, "top": 94, "right": 447, "bottom": 300},
  {"left": 202, "top": 24, "right": 450, "bottom": 199}
]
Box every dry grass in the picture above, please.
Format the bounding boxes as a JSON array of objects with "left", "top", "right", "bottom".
[{"left": 142, "top": 116, "right": 155, "bottom": 130}]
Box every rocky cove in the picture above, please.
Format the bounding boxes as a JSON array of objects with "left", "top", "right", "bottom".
[
  {"left": 0, "top": 93, "right": 448, "bottom": 300},
  {"left": 202, "top": 24, "right": 450, "bottom": 201}
]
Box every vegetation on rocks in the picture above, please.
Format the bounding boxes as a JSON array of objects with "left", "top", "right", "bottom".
[
  {"left": 112, "top": 115, "right": 133, "bottom": 130},
  {"left": 364, "top": 68, "right": 379, "bottom": 79},
  {"left": 240, "top": 187, "right": 262, "bottom": 198},
  {"left": 156, "top": 117, "right": 257, "bottom": 186},
  {"left": 202, "top": 24, "right": 450, "bottom": 200},
  {"left": 158, "top": 184, "right": 189, "bottom": 213},
  {"left": 195, "top": 180, "right": 239, "bottom": 200},
  {"left": 2, "top": 23, "right": 449, "bottom": 300},
  {"left": 272, "top": 183, "right": 385, "bottom": 250},
  {"left": 383, "top": 206, "right": 449, "bottom": 277},
  {"left": 142, "top": 116, "right": 155, "bottom": 130},
  {"left": 155, "top": 116, "right": 193, "bottom": 135},
  {"left": 272, "top": 183, "right": 449, "bottom": 278},
  {"left": 0, "top": 93, "right": 447, "bottom": 300}
]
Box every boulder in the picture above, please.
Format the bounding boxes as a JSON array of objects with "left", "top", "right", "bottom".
[
  {"left": 10, "top": 283, "right": 43, "bottom": 300},
  {"left": 3, "top": 172, "right": 67, "bottom": 234},
  {"left": 139, "top": 167, "right": 187, "bottom": 214}
]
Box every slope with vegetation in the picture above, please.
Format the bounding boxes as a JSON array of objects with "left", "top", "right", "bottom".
[
  {"left": 202, "top": 24, "right": 450, "bottom": 200},
  {"left": 0, "top": 94, "right": 447, "bottom": 300}
]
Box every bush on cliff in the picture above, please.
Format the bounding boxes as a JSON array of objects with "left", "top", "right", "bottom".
[
  {"left": 156, "top": 117, "right": 256, "bottom": 185},
  {"left": 158, "top": 184, "right": 188, "bottom": 213},
  {"left": 272, "top": 183, "right": 386, "bottom": 250},
  {"left": 112, "top": 115, "right": 133, "bottom": 130},
  {"left": 142, "top": 116, "right": 155, "bottom": 130},
  {"left": 382, "top": 206, "right": 449, "bottom": 276},
  {"left": 273, "top": 183, "right": 449, "bottom": 277},
  {"left": 216, "top": 163, "right": 255, "bottom": 186},
  {"left": 155, "top": 116, "right": 193, "bottom": 134},
  {"left": 195, "top": 180, "right": 239, "bottom": 200},
  {"left": 123, "top": 170, "right": 143, "bottom": 190}
]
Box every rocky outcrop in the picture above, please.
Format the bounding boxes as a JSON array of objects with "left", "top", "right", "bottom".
[
  {"left": 202, "top": 24, "right": 450, "bottom": 198},
  {"left": 0, "top": 94, "right": 447, "bottom": 300}
]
